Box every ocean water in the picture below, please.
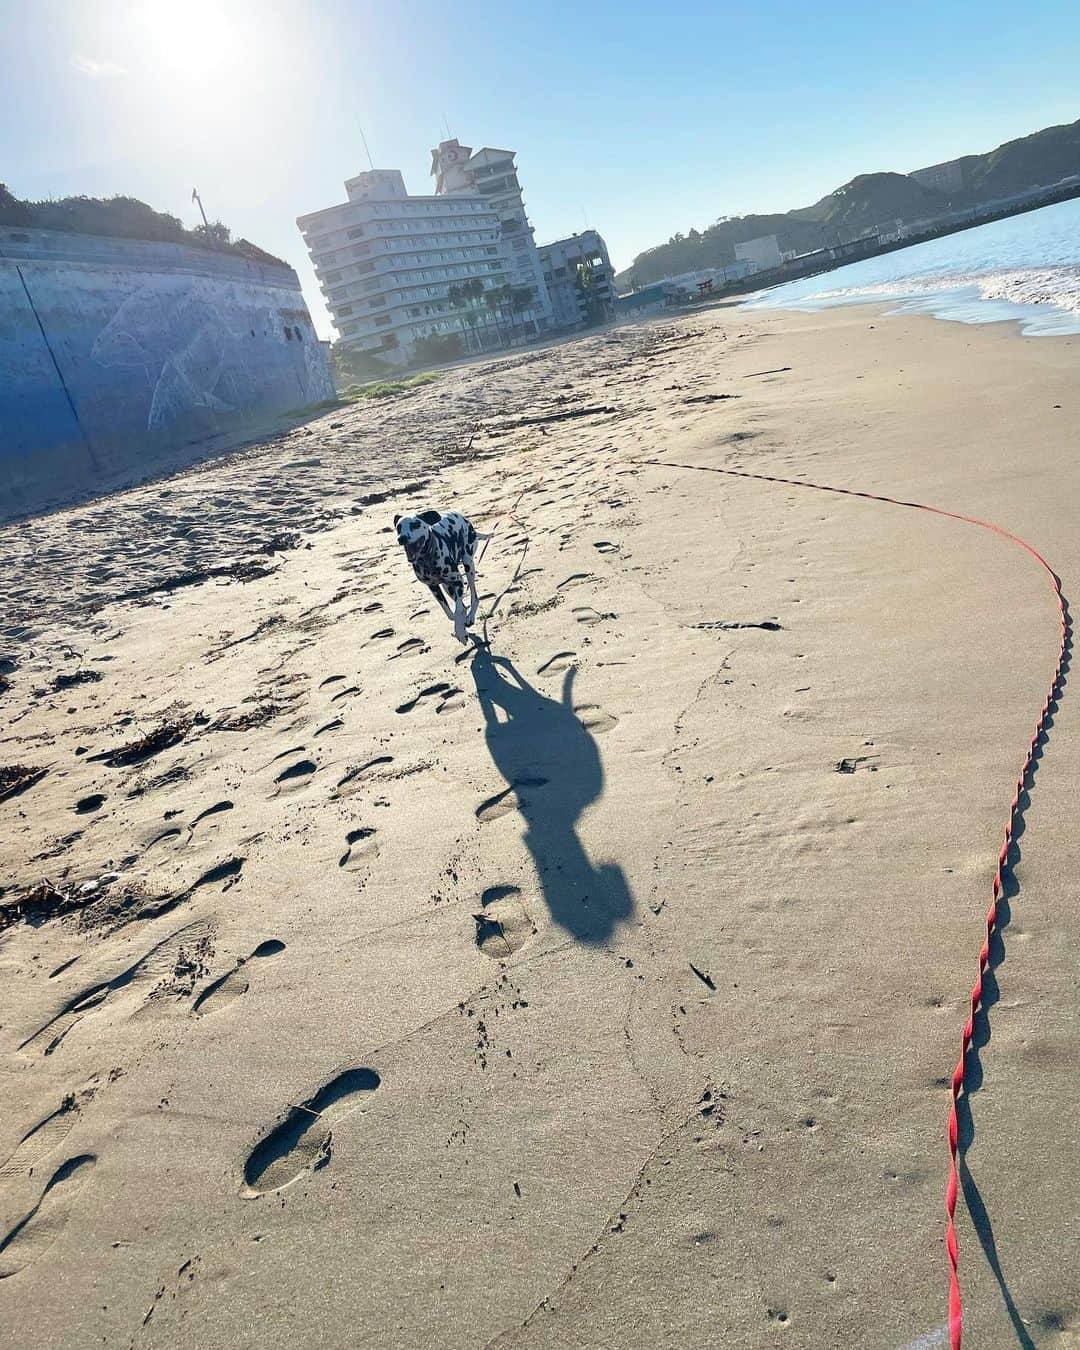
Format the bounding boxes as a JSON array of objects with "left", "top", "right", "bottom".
[{"left": 744, "top": 196, "right": 1080, "bottom": 336}]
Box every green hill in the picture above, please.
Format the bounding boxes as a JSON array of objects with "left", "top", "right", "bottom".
[{"left": 617, "top": 118, "right": 1080, "bottom": 291}]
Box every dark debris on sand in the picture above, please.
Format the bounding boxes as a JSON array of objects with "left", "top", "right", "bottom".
[
  {"left": 92, "top": 714, "right": 199, "bottom": 767},
  {"left": 212, "top": 699, "right": 292, "bottom": 731},
  {"left": 0, "top": 764, "right": 49, "bottom": 803},
  {"left": 0, "top": 874, "right": 181, "bottom": 935},
  {"left": 107, "top": 559, "right": 276, "bottom": 608},
  {"left": 51, "top": 668, "right": 104, "bottom": 693}
]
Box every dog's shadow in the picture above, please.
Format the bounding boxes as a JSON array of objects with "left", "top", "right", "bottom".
[{"left": 469, "top": 644, "right": 633, "bottom": 944}]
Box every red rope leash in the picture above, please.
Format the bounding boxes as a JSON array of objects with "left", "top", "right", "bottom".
[{"left": 640, "top": 457, "right": 1068, "bottom": 1349}]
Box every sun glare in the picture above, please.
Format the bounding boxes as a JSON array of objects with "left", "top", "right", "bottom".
[{"left": 135, "top": 1, "right": 236, "bottom": 78}]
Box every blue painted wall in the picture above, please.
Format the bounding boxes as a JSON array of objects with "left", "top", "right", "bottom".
[{"left": 0, "top": 229, "right": 333, "bottom": 518}]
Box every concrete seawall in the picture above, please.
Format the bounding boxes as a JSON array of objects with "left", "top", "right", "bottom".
[{"left": 0, "top": 228, "right": 333, "bottom": 520}]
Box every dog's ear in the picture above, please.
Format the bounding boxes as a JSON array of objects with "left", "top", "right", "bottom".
[
  {"left": 393, "top": 513, "right": 401, "bottom": 527},
  {"left": 418, "top": 509, "right": 442, "bottom": 526}
]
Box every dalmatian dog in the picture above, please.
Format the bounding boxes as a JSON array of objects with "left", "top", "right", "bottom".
[{"left": 394, "top": 509, "right": 493, "bottom": 644}]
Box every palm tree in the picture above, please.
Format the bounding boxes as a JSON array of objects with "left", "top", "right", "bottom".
[
  {"left": 575, "top": 264, "right": 606, "bottom": 327},
  {"left": 484, "top": 285, "right": 509, "bottom": 346},
  {"left": 509, "top": 285, "right": 536, "bottom": 337},
  {"left": 446, "top": 284, "right": 476, "bottom": 353}
]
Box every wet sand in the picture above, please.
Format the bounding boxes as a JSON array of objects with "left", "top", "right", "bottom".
[{"left": 1, "top": 305, "right": 1078, "bottom": 1348}]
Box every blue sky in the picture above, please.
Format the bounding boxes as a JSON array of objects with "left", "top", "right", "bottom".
[{"left": 4, "top": 0, "right": 1080, "bottom": 338}]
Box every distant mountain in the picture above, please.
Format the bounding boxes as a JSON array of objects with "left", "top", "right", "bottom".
[
  {"left": 616, "top": 118, "right": 1080, "bottom": 291},
  {"left": 790, "top": 172, "right": 950, "bottom": 232}
]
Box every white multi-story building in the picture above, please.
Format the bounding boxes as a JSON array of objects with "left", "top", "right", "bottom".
[
  {"left": 537, "top": 230, "right": 616, "bottom": 329},
  {"left": 734, "top": 234, "right": 783, "bottom": 273},
  {"left": 297, "top": 168, "right": 517, "bottom": 367},
  {"left": 431, "top": 140, "right": 553, "bottom": 330}
]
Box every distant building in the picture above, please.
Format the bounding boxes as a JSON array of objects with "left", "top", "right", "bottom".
[
  {"left": 297, "top": 167, "right": 521, "bottom": 367},
  {"left": 613, "top": 282, "right": 683, "bottom": 318},
  {"left": 537, "top": 230, "right": 616, "bottom": 328},
  {"left": 298, "top": 138, "right": 619, "bottom": 365},
  {"left": 663, "top": 261, "right": 755, "bottom": 292},
  {"left": 431, "top": 140, "right": 554, "bottom": 330},
  {"left": 735, "top": 234, "right": 783, "bottom": 272}
]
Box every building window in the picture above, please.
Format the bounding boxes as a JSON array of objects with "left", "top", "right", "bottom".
[
  {"left": 348, "top": 226, "right": 365, "bottom": 238},
  {"left": 338, "top": 303, "right": 353, "bottom": 316},
  {"left": 375, "top": 314, "right": 391, "bottom": 327}
]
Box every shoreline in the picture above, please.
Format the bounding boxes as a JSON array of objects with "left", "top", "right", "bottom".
[
  {"left": 1, "top": 305, "right": 1078, "bottom": 1349},
  {"left": 744, "top": 285, "right": 1080, "bottom": 339}
]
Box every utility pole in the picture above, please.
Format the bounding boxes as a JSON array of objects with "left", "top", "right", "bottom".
[{"left": 191, "top": 188, "right": 208, "bottom": 227}]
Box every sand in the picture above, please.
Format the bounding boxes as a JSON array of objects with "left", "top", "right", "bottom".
[{"left": 1, "top": 304, "right": 1078, "bottom": 1349}]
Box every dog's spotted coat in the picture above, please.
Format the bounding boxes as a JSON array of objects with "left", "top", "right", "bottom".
[{"left": 394, "top": 509, "right": 490, "bottom": 643}]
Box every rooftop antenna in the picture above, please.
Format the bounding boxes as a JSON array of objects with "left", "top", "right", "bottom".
[
  {"left": 581, "top": 205, "right": 590, "bottom": 231},
  {"left": 359, "top": 127, "right": 376, "bottom": 171},
  {"left": 442, "top": 114, "right": 452, "bottom": 140}
]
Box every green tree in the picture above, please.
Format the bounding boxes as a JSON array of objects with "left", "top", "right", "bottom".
[{"left": 574, "top": 264, "right": 607, "bottom": 327}]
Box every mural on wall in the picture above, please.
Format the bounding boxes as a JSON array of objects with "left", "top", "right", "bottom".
[
  {"left": 92, "top": 289, "right": 233, "bottom": 430},
  {"left": 1, "top": 235, "right": 334, "bottom": 519},
  {"left": 90, "top": 280, "right": 327, "bottom": 433}
]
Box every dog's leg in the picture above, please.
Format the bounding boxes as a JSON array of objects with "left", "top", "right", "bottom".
[
  {"left": 450, "top": 578, "right": 467, "bottom": 644},
  {"left": 465, "top": 559, "right": 480, "bottom": 626},
  {"left": 427, "top": 582, "right": 455, "bottom": 622}
]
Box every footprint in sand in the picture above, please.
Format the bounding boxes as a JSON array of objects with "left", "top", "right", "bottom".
[
  {"left": 193, "top": 939, "right": 286, "bottom": 1017},
  {"left": 315, "top": 717, "right": 344, "bottom": 736},
  {"left": 333, "top": 756, "right": 394, "bottom": 799},
  {"left": 187, "top": 800, "right": 233, "bottom": 838},
  {"left": 273, "top": 759, "right": 317, "bottom": 792},
  {"left": 573, "top": 606, "right": 615, "bottom": 626},
  {"left": 369, "top": 628, "right": 395, "bottom": 641},
  {"left": 476, "top": 778, "right": 548, "bottom": 823},
  {"left": 319, "top": 674, "right": 346, "bottom": 690},
  {"left": 338, "top": 828, "right": 379, "bottom": 871},
  {"left": 556, "top": 573, "right": 596, "bottom": 592},
  {"left": 330, "top": 685, "right": 361, "bottom": 704},
  {"left": 19, "top": 919, "right": 212, "bottom": 1057},
  {"left": 74, "top": 793, "right": 107, "bottom": 815},
  {"left": 575, "top": 704, "right": 619, "bottom": 733},
  {"left": 396, "top": 683, "right": 451, "bottom": 715},
  {"left": 241, "top": 1068, "right": 380, "bottom": 1197},
  {"left": 474, "top": 890, "right": 535, "bottom": 959},
  {"left": 537, "top": 651, "right": 576, "bottom": 676},
  {"left": 0, "top": 1093, "right": 89, "bottom": 1180},
  {"left": 593, "top": 541, "right": 619, "bottom": 555},
  {"left": 437, "top": 689, "right": 466, "bottom": 714},
  {"left": 0, "top": 1154, "right": 96, "bottom": 1279},
  {"left": 269, "top": 744, "right": 306, "bottom": 765},
  {"left": 143, "top": 825, "right": 183, "bottom": 853},
  {"left": 389, "top": 638, "right": 427, "bottom": 660}
]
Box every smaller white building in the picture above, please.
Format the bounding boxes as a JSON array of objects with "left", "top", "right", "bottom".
[
  {"left": 537, "top": 230, "right": 616, "bottom": 329},
  {"left": 734, "top": 234, "right": 783, "bottom": 273}
]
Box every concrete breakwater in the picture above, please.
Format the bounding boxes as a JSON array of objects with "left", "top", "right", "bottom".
[{"left": 0, "top": 228, "right": 333, "bottom": 520}]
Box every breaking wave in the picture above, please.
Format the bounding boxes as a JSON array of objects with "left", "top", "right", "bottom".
[{"left": 745, "top": 197, "right": 1080, "bottom": 336}]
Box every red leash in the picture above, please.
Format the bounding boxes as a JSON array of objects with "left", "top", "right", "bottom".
[{"left": 640, "top": 458, "right": 1068, "bottom": 1349}]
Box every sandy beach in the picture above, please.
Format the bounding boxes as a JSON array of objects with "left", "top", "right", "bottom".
[{"left": 2, "top": 303, "right": 1078, "bottom": 1349}]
